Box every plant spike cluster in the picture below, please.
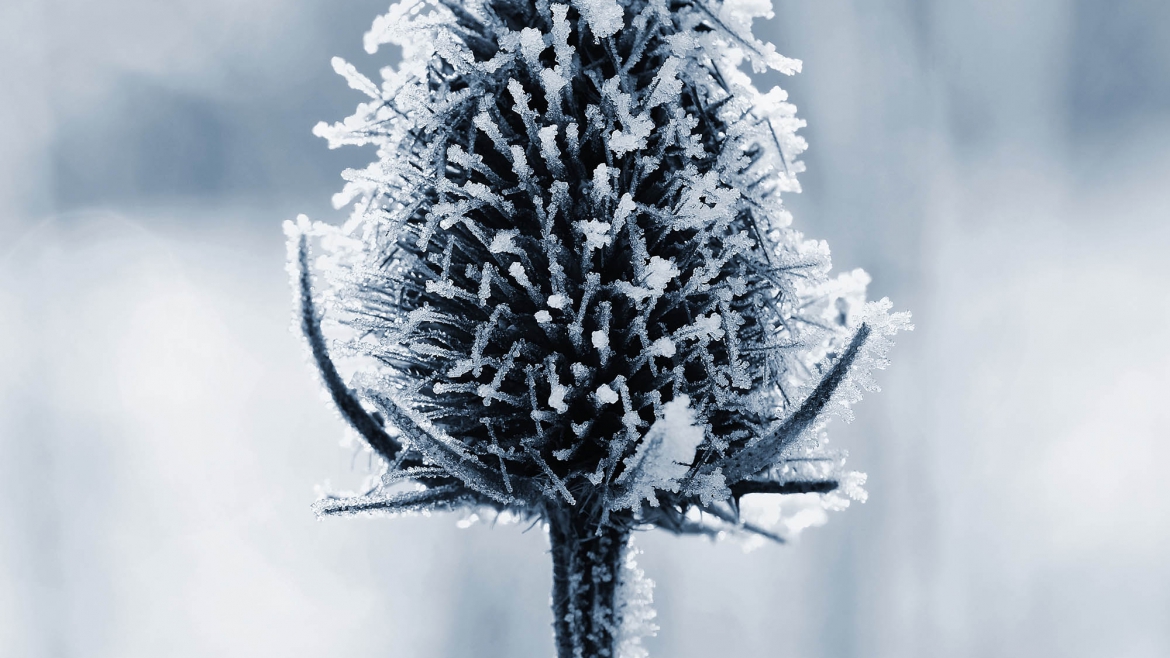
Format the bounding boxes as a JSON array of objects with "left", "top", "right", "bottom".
[{"left": 287, "top": 0, "right": 910, "bottom": 654}]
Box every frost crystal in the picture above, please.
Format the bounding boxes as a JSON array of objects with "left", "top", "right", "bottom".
[
  {"left": 576, "top": 0, "right": 625, "bottom": 39},
  {"left": 290, "top": 0, "right": 910, "bottom": 654},
  {"left": 596, "top": 384, "right": 620, "bottom": 404},
  {"left": 612, "top": 396, "right": 705, "bottom": 510},
  {"left": 615, "top": 539, "right": 658, "bottom": 658}
]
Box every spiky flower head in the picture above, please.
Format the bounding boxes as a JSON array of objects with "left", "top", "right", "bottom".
[{"left": 289, "top": 0, "right": 909, "bottom": 543}]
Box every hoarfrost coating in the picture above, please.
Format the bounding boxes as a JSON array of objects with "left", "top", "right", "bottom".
[{"left": 289, "top": 0, "right": 909, "bottom": 654}]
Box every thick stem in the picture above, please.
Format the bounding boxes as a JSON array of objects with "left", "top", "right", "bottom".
[{"left": 549, "top": 508, "right": 631, "bottom": 658}]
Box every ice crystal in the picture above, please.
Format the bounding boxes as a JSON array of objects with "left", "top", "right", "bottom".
[
  {"left": 615, "top": 538, "right": 658, "bottom": 658},
  {"left": 612, "top": 395, "right": 705, "bottom": 510},
  {"left": 289, "top": 0, "right": 911, "bottom": 654}
]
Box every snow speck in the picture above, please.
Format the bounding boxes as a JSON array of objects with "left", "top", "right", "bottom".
[
  {"left": 592, "top": 329, "right": 609, "bottom": 351},
  {"left": 518, "top": 27, "right": 546, "bottom": 63},
  {"left": 577, "top": 220, "right": 613, "bottom": 252},
  {"left": 592, "top": 163, "right": 611, "bottom": 202},
  {"left": 575, "top": 0, "right": 624, "bottom": 39},
  {"left": 596, "top": 384, "right": 619, "bottom": 404},
  {"left": 611, "top": 395, "right": 706, "bottom": 510},
  {"left": 549, "top": 383, "right": 569, "bottom": 413},
  {"left": 508, "top": 261, "right": 532, "bottom": 287},
  {"left": 490, "top": 229, "right": 520, "bottom": 254},
  {"left": 649, "top": 337, "right": 676, "bottom": 358},
  {"left": 644, "top": 256, "right": 678, "bottom": 293},
  {"left": 571, "top": 362, "right": 590, "bottom": 384}
]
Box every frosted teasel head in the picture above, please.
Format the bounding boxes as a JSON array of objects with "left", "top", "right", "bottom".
[{"left": 291, "top": 0, "right": 910, "bottom": 544}]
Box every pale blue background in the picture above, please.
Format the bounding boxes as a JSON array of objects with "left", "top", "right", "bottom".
[{"left": 2, "top": 1, "right": 1168, "bottom": 656}]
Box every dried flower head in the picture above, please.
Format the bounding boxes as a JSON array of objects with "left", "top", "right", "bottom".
[{"left": 287, "top": 0, "right": 910, "bottom": 654}]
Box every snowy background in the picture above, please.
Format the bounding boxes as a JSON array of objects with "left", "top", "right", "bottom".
[{"left": 2, "top": 0, "right": 1168, "bottom": 656}]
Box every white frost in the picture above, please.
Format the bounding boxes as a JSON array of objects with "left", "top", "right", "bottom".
[
  {"left": 615, "top": 538, "right": 658, "bottom": 658},
  {"left": 674, "top": 313, "right": 724, "bottom": 342},
  {"left": 596, "top": 384, "right": 619, "bottom": 404},
  {"left": 738, "top": 471, "right": 869, "bottom": 551},
  {"left": 649, "top": 337, "right": 676, "bottom": 358},
  {"left": 518, "top": 27, "right": 546, "bottom": 64},
  {"left": 577, "top": 219, "right": 613, "bottom": 252},
  {"left": 612, "top": 395, "right": 705, "bottom": 510},
  {"left": 331, "top": 57, "right": 381, "bottom": 99},
  {"left": 508, "top": 261, "right": 532, "bottom": 288},
  {"left": 592, "top": 163, "right": 611, "bottom": 203},
  {"left": 548, "top": 384, "right": 568, "bottom": 413},
  {"left": 489, "top": 229, "right": 520, "bottom": 254},
  {"left": 643, "top": 256, "right": 678, "bottom": 293},
  {"left": 613, "top": 193, "right": 636, "bottom": 232},
  {"left": 574, "top": 0, "right": 624, "bottom": 39},
  {"left": 591, "top": 329, "right": 609, "bottom": 351},
  {"left": 617, "top": 256, "right": 678, "bottom": 302}
]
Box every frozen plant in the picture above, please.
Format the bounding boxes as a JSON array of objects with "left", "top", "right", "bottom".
[{"left": 286, "top": 0, "right": 911, "bottom": 655}]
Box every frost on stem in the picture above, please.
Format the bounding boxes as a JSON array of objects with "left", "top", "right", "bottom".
[{"left": 290, "top": 0, "right": 910, "bottom": 655}]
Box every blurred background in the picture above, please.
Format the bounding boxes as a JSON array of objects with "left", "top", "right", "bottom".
[{"left": 2, "top": 0, "right": 1168, "bottom": 656}]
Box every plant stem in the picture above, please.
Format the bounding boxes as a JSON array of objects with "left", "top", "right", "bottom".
[{"left": 548, "top": 508, "right": 631, "bottom": 658}]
